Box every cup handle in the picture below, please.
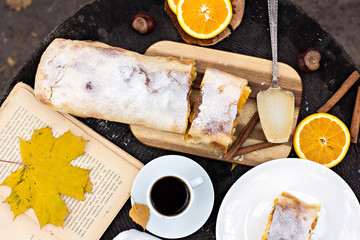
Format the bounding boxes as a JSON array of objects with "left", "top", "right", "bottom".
[{"left": 190, "top": 176, "right": 205, "bottom": 189}]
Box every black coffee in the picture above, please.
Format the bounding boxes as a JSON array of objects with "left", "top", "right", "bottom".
[{"left": 150, "top": 176, "right": 190, "bottom": 216}]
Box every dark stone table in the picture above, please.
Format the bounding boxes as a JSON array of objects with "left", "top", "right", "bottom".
[{"left": 2, "top": 0, "right": 359, "bottom": 239}]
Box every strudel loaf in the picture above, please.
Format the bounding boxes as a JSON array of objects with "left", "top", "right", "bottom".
[{"left": 34, "top": 38, "right": 196, "bottom": 134}]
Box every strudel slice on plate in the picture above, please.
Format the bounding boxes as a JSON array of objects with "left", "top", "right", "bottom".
[
  {"left": 262, "top": 191, "right": 321, "bottom": 240},
  {"left": 186, "top": 67, "right": 251, "bottom": 153},
  {"left": 34, "top": 38, "right": 196, "bottom": 134}
]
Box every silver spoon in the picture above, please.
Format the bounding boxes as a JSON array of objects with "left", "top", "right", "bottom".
[{"left": 256, "top": 0, "right": 295, "bottom": 143}]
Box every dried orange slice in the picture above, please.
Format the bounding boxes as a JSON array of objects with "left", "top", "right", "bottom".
[
  {"left": 177, "top": 0, "right": 233, "bottom": 39},
  {"left": 293, "top": 113, "right": 350, "bottom": 168},
  {"left": 167, "top": 0, "right": 179, "bottom": 14}
]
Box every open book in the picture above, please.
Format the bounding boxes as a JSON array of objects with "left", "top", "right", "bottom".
[{"left": 0, "top": 83, "right": 143, "bottom": 239}]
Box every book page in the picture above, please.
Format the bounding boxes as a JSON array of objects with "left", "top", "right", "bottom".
[{"left": 0, "top": 83, "right": 143, "bottom": 240}]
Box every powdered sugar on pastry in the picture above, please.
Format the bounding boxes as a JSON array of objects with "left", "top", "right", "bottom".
[
  {"left": 34, "top": 39, "right": 196, "bottom": 134},
  {"left": 187, "top": 67, "right": 250, "bottom": 152},
  {"left": 193, "top": 71, "right": 240, "bottom": 135},
  {"left": 262, "top": 191, "right": 321, "bottom": 240}
]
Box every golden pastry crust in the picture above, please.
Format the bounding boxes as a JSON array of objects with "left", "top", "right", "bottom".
[
  {"left": 186, "top": 67, "right": 250, "bottom": 153},
  {"left": 34, "top": 38, "right": 196, "bottom": 134},
  {"left": 262, "top": 191, "right": 321, "bottom": 240}
]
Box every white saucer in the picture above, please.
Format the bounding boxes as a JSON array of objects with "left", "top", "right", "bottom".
[
  {"left": 131, "top": 155, "right": 214, "bottom": 239},
  {"left": 216, "top": 158, "right": 360, "bottom": 240}
]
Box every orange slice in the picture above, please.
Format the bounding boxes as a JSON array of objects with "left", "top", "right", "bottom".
[
  {"left": 177, "top": 0, "right": 233, "bottom": 39},
  {"left": 293, "top": 113, "right": 350, "bottom": 168},
  {"left": 167, "top": 0, "right": 179, "bottom": 14}
]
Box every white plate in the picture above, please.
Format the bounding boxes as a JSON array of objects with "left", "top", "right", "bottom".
[
  {"left": 216, "top": 158, "right": 360, "bottom": 240},
  {"left": 131, "top": 155, "right": 214, "bottom": 239}
]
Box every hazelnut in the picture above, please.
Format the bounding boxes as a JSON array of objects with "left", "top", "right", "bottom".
[
  {"left": 297, "top": 47, "right": 322, "bottom": 73},
  {"left": 131, "top": 13, "right": 156, "bottom": 34}
]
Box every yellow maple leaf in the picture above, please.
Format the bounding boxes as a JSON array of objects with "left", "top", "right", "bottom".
[
  {"left": 129, "top": 202, "right": 150, "bottom": 230},
  {"left": 6, "top": 0, "right": 32, "bottom": 11},
  {"left": 1, "top": 126, "right": 92, "bottom": 227},
  {"left": 231, "top": 163, "right": 237, "bottom": 171}
]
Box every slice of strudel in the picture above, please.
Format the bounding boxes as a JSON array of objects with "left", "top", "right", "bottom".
[
  {"left": 186, "top": 67, "right": 251, "bottom": 153},
  {"left": 262, "top": 191, "right": 321, "bottom": 240}
]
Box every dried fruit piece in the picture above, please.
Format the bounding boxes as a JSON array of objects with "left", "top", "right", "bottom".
[{"left": 129, "top": 202, "right": 150, "bottom": 230}]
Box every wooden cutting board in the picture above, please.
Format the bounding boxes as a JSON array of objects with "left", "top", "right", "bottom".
[{"left": 130, "top": 41, "right": 302, "bottom": 166}]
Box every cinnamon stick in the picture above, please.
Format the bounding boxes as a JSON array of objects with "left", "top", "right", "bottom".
[
  {"left": 317, "top": 71, "right": 360, "bottom": 113},
  {"left": 236, "top": 142, "right": 281, "bottom": 156},
  {"left": 224, "top": 112, "right": 259, "bottom": 161},
  {"left": 350, "top": 87, "right": 360, "bottom": 143}
]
